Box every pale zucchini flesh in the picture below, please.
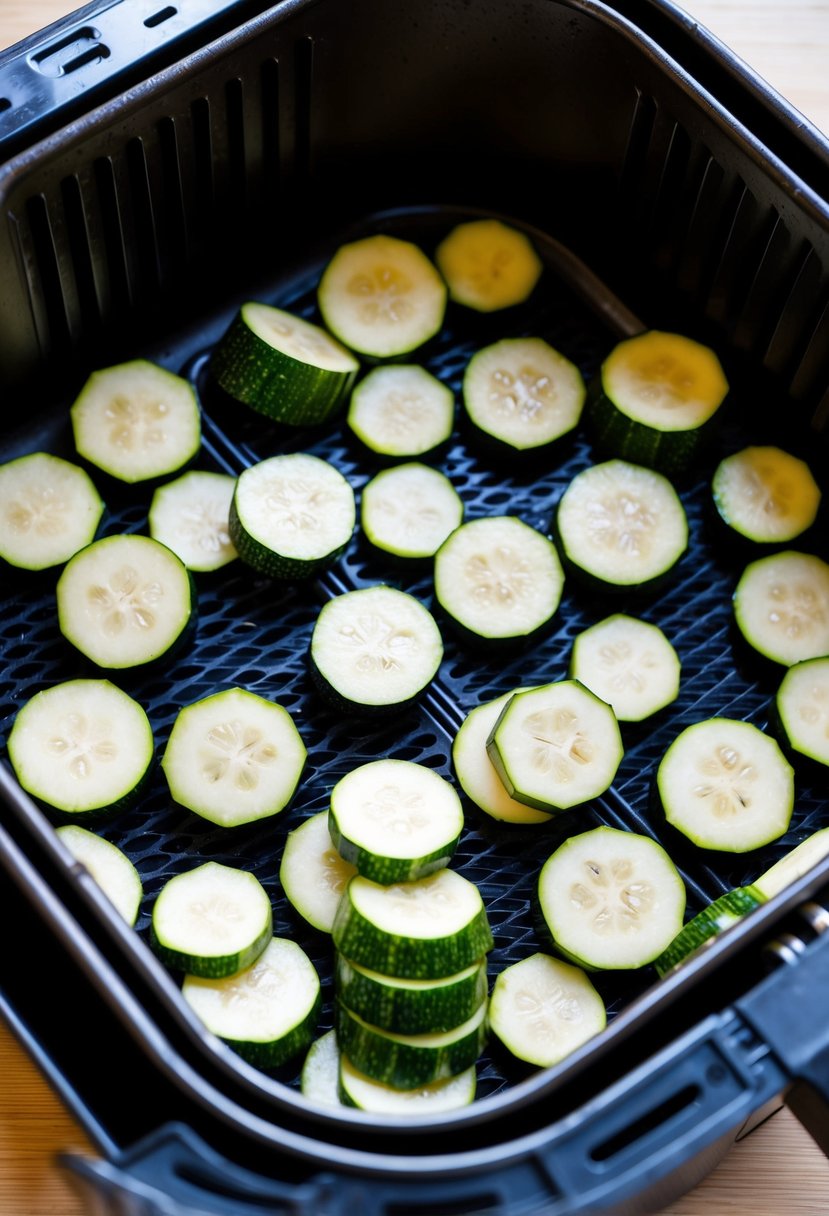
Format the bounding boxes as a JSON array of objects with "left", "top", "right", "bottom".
[
  {"left": 733, "top": 551, "right": 829, "bottom": 667},
  {"left": 489, "top": 952, "right": 606, "bottom": 1067},
  {"left": 538, "top": 826, "right": 686, "bottom": 970},
  {"left": 336, "top": 955, "right": 488, "bottom": 1036},
  {"left": 8, "top": 679, "right": 153, "bottom": 815},
  {"left": 753, "top": 828, "right": 829, "bottom": 901},
  {"left": 347, "top": 365, "right": 454, "bottom": 458},
  {"left": 360, "top": 463, "right": 463, "bottom": 559},
  {"left": 280, "top": 811, "right": 357, "bottom": 933},
  {"left": 656, "top": 718, "right": 794, "bottom": 852},
  {"left": 434, "top": 515, "right": 564, "bottom": 643},
  {"left": 569, "top": 614, "right": 681, "bottom": 723},
  {"left": 56, "top": 534, "right": 194, "bottom": 669},
  {"left": 0, "top": 452, "right": 104, "bottom": 571},
  {"left": 340, "top": 1054, "right": 476, "bottom": 1113},
  {"left": 711, "top": 446, "right": 821, "bottom": 544},
  {"left": 301, "top": 1030, "right": 342, "bottom": 1107},
  {"left": 462, "top": 337, "right": 585, "bottom": 451},
  {"left": 161, "top": 688, "right": 306, "bottom": 828},
  {"left": 487, "top": 680, "right": 623, "bottom": 812},
  {"left": 71, "top": 359, "right": 201, "bottom": 484},
  {"left": 149, "top": 470, "right": 238, "bottom": 572},
  {"left": 56, "top": 824, "right": 143, "bottom": 924},
  {"left": 435, "top": 218, "right": 543, "bottom": 312},
  {"left": 775, "top": 657, "right": 829, "bottom": 768},
  {"left": 318, "top": 234, "right": 447, "bottom": 359}
]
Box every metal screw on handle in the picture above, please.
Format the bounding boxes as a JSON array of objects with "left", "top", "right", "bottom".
[
  {"left": 762, "top": 900, "right": 829, "bottom": 968},
  {"left": 798, "top": 901, "right": 829, "bottom": 937}
]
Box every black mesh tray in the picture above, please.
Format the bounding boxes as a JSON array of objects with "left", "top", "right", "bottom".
[{"left": 1, "top": 0, "right": 829, "bottom": 1212}]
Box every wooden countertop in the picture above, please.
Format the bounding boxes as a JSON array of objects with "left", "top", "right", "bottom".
[{"left": 1, "top": 2, "right": 828, "bottom": 1213}]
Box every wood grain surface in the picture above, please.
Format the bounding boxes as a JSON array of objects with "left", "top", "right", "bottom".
[{"left": 1, "top": 2, "right": 828, "bottom": 1214}]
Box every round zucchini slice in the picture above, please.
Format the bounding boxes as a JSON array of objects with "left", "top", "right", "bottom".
[
  {"left": 335, "top": 999, "right": 488, "bottom": 1091},
  {"left": 462, "top": 337, "right": 585, "bottom": 453},
  {"left": 332, "top": 869, "right": 493, "bottom": 980},
  {"left": 656, "top": 718, "right": 794, "bottom": 852},
  {"left": 538, "top": 826, "right": 686, "bottom": 971},
  {"left": 318, "top": 234, "right": 447, "bottom": 359},
  {"left": 56, "top": 534, "right": 195, "bottom": 669},
  {"left": 435, "top": 218, "right": 543, "bottom": 312},
  {"left": 210, "top": 301, "right": 359, "bottom": 425},
  {"left": 328, "top": 758, "right": 464, "bottom": 884},
  {"left": 452, "top": 689, "right": 553, "bottom": 826},
  {"left": 347, "top": 365, "right": 454, "bottom": 459},
  {"left": 340, "top": 1054, "right": 476, "bottom": 1113},
  {"left": 182, "top": 937, "right": 321, "bottom": 1067},
  {"left": 151, "top": 861, "right": 272, "bottom": 978},
  {"left": 229, "top": 452, "right": 355, "bottom": 580},
  {"left": 149, "top": 470, "right": 238, "bottom": 572},
  {"left": 711, "top": 446, "right": 821, "bottom": 544},
  {"left": 486, "top": 680, "right": 623, "bottom": 813},
  {"left": 489, "top": 952, "right": 606, "bottom": 1067},
  {"left": 56, "top": 825, "right": 143, "bottom": 924},
  {"left": 434, "top": 515, "right": 564, "bottom": 645},
  {"left": 361, "top": 463, "right": 463, "bottom": 559},
  {"left": 0, "top": 452, "right": 104, "bottom": 571},
  {"left": 71, "top": 359, "right": 201, "bottom": 484},
  {"left": 733, "top": 550, "right": 829, "bottom": 667},
  {"left": 161, "top": 688, "right": 306, "bottom": 828},
  {"left": 753, "top": 827, "right": 829, "bottom": 901},
  {"left": 773, "top": 656, "right": 829, "bottom": 769},
  {"left": 336, "top": 955, "right": 487, "bottom": 1036},
  {"left": 280, "top": 811, "right": 357, "bottom": 934},
  {"left": 556, "top": 459, "right": 688, "bottom": 592},
  {"left": 590, "top": 330, "right": 728, "bottom": 474},
  {"left": 569, "top": 614, "right": 681, "bottom": 723},
  {"left": 653, "top": 886, "right": 766, "bottom": 978},
  {"left": 310, "top": 585, "right": 443, "bottom": 714},
  {"left": 301, "top": 1030, "right": 342, "bottom": 1108},
  {"left": 7, "top": 679, "right": 153, "bottom": 817}
]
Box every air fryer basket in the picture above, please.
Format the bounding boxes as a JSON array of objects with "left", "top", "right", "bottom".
[{"left": 1, "top": 1, "right": 829, "bottom": 1213}]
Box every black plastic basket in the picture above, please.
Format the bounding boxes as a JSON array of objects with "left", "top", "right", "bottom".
[{"left": 1, "top": 2, "right": 828, "bottom": 1213}]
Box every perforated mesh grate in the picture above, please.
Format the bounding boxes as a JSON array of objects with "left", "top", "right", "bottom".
[{"left": 1, "top": 207, "right": 827, "bottom": 1107}]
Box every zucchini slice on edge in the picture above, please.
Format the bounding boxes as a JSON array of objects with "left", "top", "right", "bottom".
[
  {"left": 653, "top": 886, "right": 766, "bottom": 977},
  {"left": 453, "top": 689, "right": 553, "bottom": 825}
]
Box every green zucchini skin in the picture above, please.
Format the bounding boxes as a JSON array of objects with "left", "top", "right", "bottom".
[
  {"left": 210, "top": 306, "right": 358, "bottom": 426},
  {"left": 150, "top": 914, "right": 273, "bottom": 979},
  {"left": 332, "top": 878, "right": 494, "bottom": 981},
  {"left": 335, "top": 955, "right": 488, "bottom": 1035},
  {"left": 589, "top": 384, "right": 721, "bottom": 476},
  {"left": 228, "top": 494, "right": 350, "bottom": 581},
  {"left": 221, "top": 990, "right": 322, "bottom": 1068},
  {"left": 327, "top": 813, "right": 461, "bottom": 886},
  {"left": 653, "top": 886, "right": 765, "bottom": 977},
  {"left": 334, "top": 1001, "right": 488, "bottom": 1090}
]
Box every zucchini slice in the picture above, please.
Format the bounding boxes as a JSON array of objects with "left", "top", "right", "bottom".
[
  {"left": 56, "top": 534, "right": 195, "bottom": 670},
  {"left": 489, "top": 952, "right": 606, "bottom": 1067},
  {"left": 7, "top": 679, "right": 153, "bottom": 816},
  {"left": 310, "top": 585, "right": 443, "bottom": 714},
  {"left": 435, "top": 218, "right": 543, "bottom": 313},
  {"left": 161, "top": 688, "right": 306, "bottom": 828},
  {"left": 280, "top": 811, "right": 357, "bottom": 933},
  {"left": 328, "top": 759, "right": 464, "bottom": 884},
  {"left": 590, "top": 330, "right": 728, "bottom": 473},
  {"left": 210, "top": 302, "right": 359, "bottom": 425},
  {"left": 556, "top": 459, "right": 688, "bottom": 592},
  {"left": 538, "top": 826, "right": 686, "bottom": 971},
  {"left": 149, "top": 471, "right": 238, "bottom": 572},
  {"left": 733, "top": 550, "right": 829, "bottom": 667},
  {"left": 653, "top": 886, "right": 765, "bottom": 978},
  {"left": 336, "top": 955, "right": 487, "bottom": 1036},
  {"left": 569, "top": 614, "right": 681, "bottom": 723},
  {"left": 711, "top": 446, "right": 821, "bottom": 544},
  {"left": 774, "top": 657, "right": 829, "bottom": 769},
  {"left": 332, "top": 869, "right": 493, "bottom": 980},
  {"left": 361, "top": 463, "right": 463, "bottom": 559},
  {"left": 56, "top": 825, "right": 143, "bottom": 924},
  {"left": 347, "top": 365, "right": 454, "bottom": 459},
  {"left": 335, "top": 1000, "right": 488, "bottom": 1090},
  {"left": 462, "top": 337, "right": 585, "bottom": 453},
  {"left": 486, "top": 681, "right": 623, "bottom": 813},
  {"left": 318, "top": 234, "right": 447, "bottom": 359},
  {"left": 182, "top": 937, "right": 321, "bottom": 1067},
  {"left": 71, "top": 359, "right": 201, "bottom": 484},
  {"left": 656, "top": 718, "right": 794, "bottom": 852},
  {"left": 151, "top": 861, "right": 272, "bottom": 978},
  {"left": 434, "top": 515, "right": 564, "bottom": 645},
  {"left": 452, "top": 690, "right": 553, "bottom": 825},
  {"left": 0, "top": 452, "right": 104, "bottom": 571},
  {"left": 301, "top": 1030, "right": 342, "bottom": 1107},
  {"left": 230, "top": 452, "right": 355, "bottom": 580},
  {"left": 753, "top": 828, "right": 829, "bottom": 901},
  {"left": 340, "top": 1054, "right": 476, "bottom": 1114}
]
